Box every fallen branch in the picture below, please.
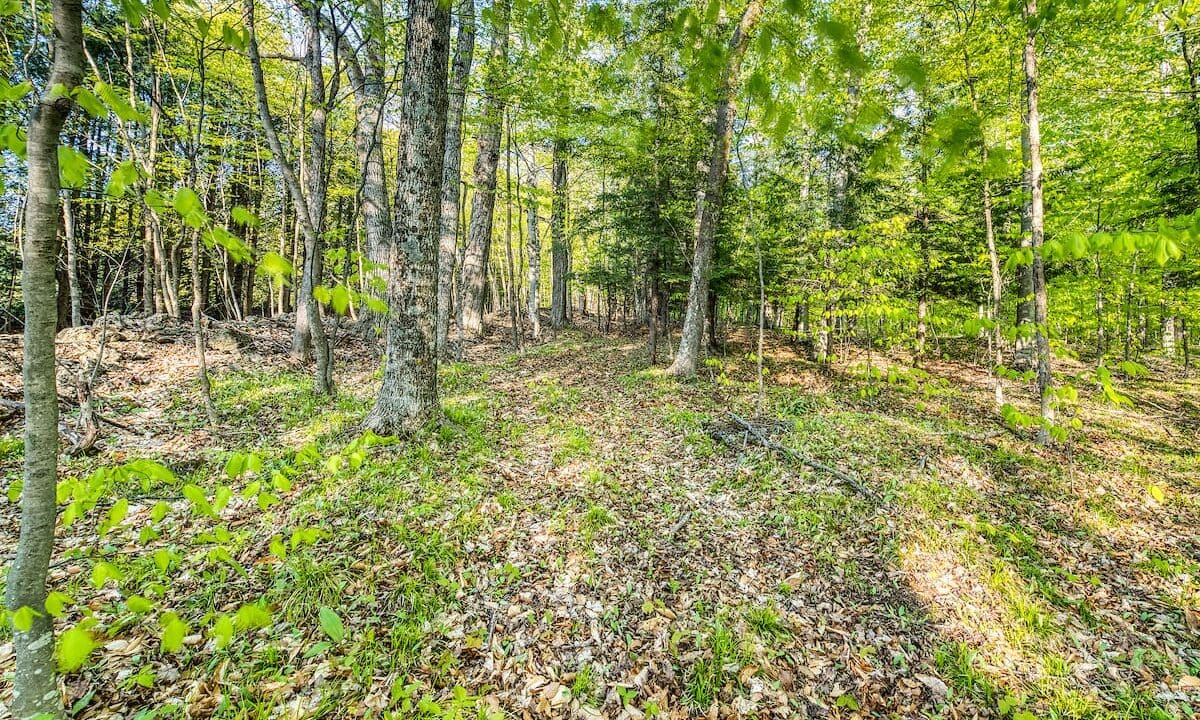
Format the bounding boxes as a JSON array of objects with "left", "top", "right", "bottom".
[{"left": 727, "top": 412, "right": 880, "bottom": 501}]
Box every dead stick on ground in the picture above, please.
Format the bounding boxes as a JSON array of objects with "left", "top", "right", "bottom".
[{"left": 728, "top": 412, "right": 880, "bottom": 501}]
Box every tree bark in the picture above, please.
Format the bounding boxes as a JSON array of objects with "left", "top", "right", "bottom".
[
  {"left": 363, "top": 0, "right": 451, "bottom": 434},
  {"left": 246, "top": 0, "right": 332, "bottom": 394},
  {"left": 63, "top": 193, "right": 82, "bottom": 326},
  {"left": 8, "top": 2, "right": 83, "bottom": 718},
  {"left": 668, "top": 0, "right": 765, "bottom": 376},
  {"left": 527, "top": 193, "right": 542, "bottom": 340},
  {"left": 436, "top": 0, "right": 476, "bottom": 354},
  {"left": 549, "top": 139, "right": 569, "bottom": 328},
  {"left": 1022, "top": 0, "right": 1053, "bottom": 443},
  {"left": 459, "top": 0, "right": 509, "bottom": 337}
]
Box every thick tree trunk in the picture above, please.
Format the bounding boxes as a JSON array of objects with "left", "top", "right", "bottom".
[
  {"left": 8, "top": 2, "right": 83, "bottom": 718},
  {"left": 364, "top": 0, "right": 451, "bottom": 434},
  {"left": 459, "top": 0, "right": 508, "bottom": 337},
  {"left": 668, "top": 0, "right": 764, "bottom": 376},
  {"left": 549, "top": 139, "right": 569, "bottom": 328},
  {"left": 1022, "top": 0, "right": 1053, "bottom": 443},
  {"left": 436, "top": 0, "right": 476, "bottom": 354}
]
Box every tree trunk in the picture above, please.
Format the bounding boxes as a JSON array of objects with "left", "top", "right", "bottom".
[
  {"left": 63, "top": 193, "right": 82, "bottom": 326},
  {"left": 8, "top": 2, "right": 83, "bottom": 718},
  {"left": 668, "top": 0, "right": 765, "bottom": 376},
  {"left": 246, "top": 0, "right": 331, "bottom": 394},
  {"left": 1022, "top": 0, "right": 1053, "bottom": 443},
  {"left": 334, "top": 0, "right": 391, "bottom": 326},
  {"left": 549, "top": 139, "right": 570, "bottom": 328},
  {"left": 526, "top": 196, "right": 542, "bottom": 340},
  {"left": 364, "top": 0, "right": 451, "bottom": 434},
  {"left": 436, "top": 0, "right": 476, "bottom": 354},
  {"left": 459, "top": 0, "right": 508, "bottom": 337}
]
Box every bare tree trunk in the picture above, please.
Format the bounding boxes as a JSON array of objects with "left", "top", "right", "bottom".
[
  {"left": 332, "top": 0, "right": 391, "bottom": 328},
  {"left": 191, "top": 229, "right": 218, "bottom": 425},
  {"left": 364, "top": 0, "right": 451, "bottom": 434},
  {"left": 246, "top": 0, "right": 331, "bottom": 394},
  {"left": 549, "top": 139, "right": 569, "bottom": 328},
  {"left": 8, "top": 2, "right": 83, "bottom": 718},
  {"left": 1022, "top": 0, "right": 1053, "bottom": 443},
  {"left": 526, "top": 194, "right": 542, "bottom": 340},
  {"left": 503, "top": 111, "right": 521, "bottom": 349},
  {"left": 63, "top": 193, "right": 82, "bottom": 326},
  {"left": 459, "top": 0, "right": 508, "bottom": 337},
  {"left": 668, "top": 0, "right": 765, "bottom": 376},
  {"left": 436, "top": 0, "right": 475, "bottom": 354}
]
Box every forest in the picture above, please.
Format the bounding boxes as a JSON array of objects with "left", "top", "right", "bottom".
[{"left": 1, "top": 0, "right": 1199, "bottom": 717}]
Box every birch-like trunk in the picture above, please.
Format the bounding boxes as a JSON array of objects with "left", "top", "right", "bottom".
[
  {"left": 8, "top": 2, "right": 83, "bottom": 718},
  {"left": 1022, "top": 0, "right": 1053, "bottom": 442}
]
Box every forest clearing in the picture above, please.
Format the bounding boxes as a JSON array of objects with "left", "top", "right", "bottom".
[{"left": 1, "top": 316, "right": 1198, "bottom": 719}]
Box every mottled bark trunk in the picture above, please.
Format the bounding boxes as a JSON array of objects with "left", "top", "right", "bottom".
[
  {"left": 549, "top": 139, "right": 569, "bottom": 328},
  {"left": 8, "top": 2, "right": 83, "bottom": 718},
  {"left": 364, "top": 0, "right": 451, "bottom": 434},
  {"left": 436, "top": 0, "right": 475, "bottom": 354},
  {"left": 459, "top": 0, "right": 508, "bottom": 337},
  {"left": 1022, "top": 0, "right": 1053, "bottom": 443},
  {"left": 668, "top": 0, "right": 764, "bottom": 376}
]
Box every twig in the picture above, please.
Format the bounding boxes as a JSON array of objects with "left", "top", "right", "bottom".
[
  {"left": 727, "top": 412, "right": 880, "bottom": 500},
  {"left": 666, "top": 511, "right": 692, "bottom": 540}
]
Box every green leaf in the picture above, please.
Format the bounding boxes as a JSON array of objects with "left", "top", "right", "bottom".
[
  {"left": 256, "top": 251, "right": 294, "bottom": 281},
  {"left": 172, "top": 187, "right": 201, "bottom": 216},
  {"left": 102, "top": 498, "right": 129, "bottom": 534},
  {"left": 91, "top": 560, "right": 125, "bottom": 589},
  {"left": 182, "top": 484, "right": 215, "bottom": 517},
  {"left": 58, "top": 625, "right": 96, "bottom": 672},
  {"left": 159, "top": 612, "right": 188, "bottom": 653},
  {"left": 126, "top": 595, "right": 154, "bottom": 614},
  {"left": 210, "top": 614, "right": 235, "bottom": 648},
  {"left": 45, "top": 591, "right": 72, "bottom": 618},
  {"left": 318, "top": 607, "right": 345, "bottom": 642},
  {"left": 331, "top": 285, "right": 351, "bottom": 316},
  {"left": 73, "top": 86, "right": 107, "bottom": 118},
  {"left": 234, "top": 603, "right": 272, "bottom": 631},
  {"left": 12, "top": 605, "right": 37, "bottom": 631},
  {"left": 231, "top": 205, "right": 260, "bottom": 227},
  {"left": 58, "top": 145, "right": 90, "bottom": 189}
]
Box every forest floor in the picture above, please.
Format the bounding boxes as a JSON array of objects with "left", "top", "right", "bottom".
[{"left": 1, "top": 315, "right": 1199, "bottom": 720}]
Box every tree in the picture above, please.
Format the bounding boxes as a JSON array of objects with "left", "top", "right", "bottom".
[
  {"left": 245, "top": 0, "right": 333, "bottom": 394},
  {"left": 7, "top": 1, "right": 84, "bottom": 717},
  {"left": 363, "top": 0, "right": 452, "bottom": 433},
  {"left": 436, "top": 0, "right": 476, "bottom": 355},
  {"left": 1021, "top": 0, "right": 1053, "bottom": 443},
  {"left": 459, "top": 0, "right": 510, "bottom": 337},
  {"left": 668, "top": 0, "right": 765, "bottom": 377}
]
